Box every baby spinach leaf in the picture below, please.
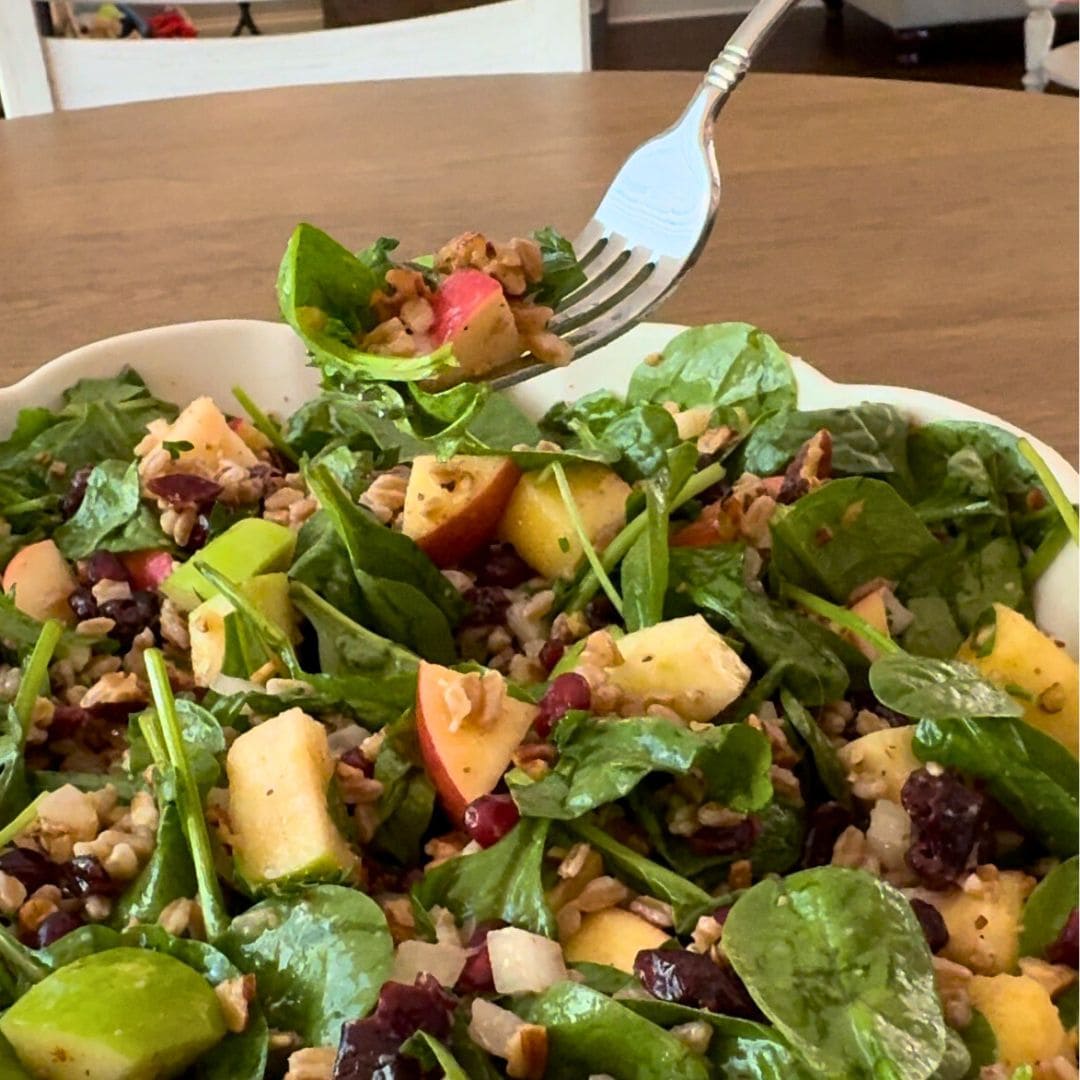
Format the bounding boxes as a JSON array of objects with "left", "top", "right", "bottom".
[
  {"left": 0, "top": 591, "right": 105, "bottom": 661},
  {"left": 128, "top": 700, "right": 226, "bottom": 796},
  {"left": 218, "top": 885, "right": 394, "bottom": 1047},
  {"left": 868, "top": 654, "right": 1023, "bottom": 721},
  {"left": 912, "top": 717, "right": 1078, "bottom": 855},
  {"left": 1019, "top": 856, "right": 1078, "bottom": 959},
  {"left": 400, "top": 1031, "right": 470, "bottom": 1080},
  {"left": 723, "top": 867, "right": 946, "bottom": 1080},
  {"left": 621, "top": 479, "right": 670, "bottom": 633},
  {"left": 289, "top": 511, "right": 368, "bottom": 625},
  {"left": 518, "top": 982, "right": 711, "bottom": 1080},
  {"left": 628, "top": 323, "right": 796, "bottom": 426},
  {"left": 112, "top": 803, "right": 197, "bottom": 929},
  {"left": 370, "top": 713, "right": 436, "bottom": 865},
  {"left": 780, "top": 689, "right": 850, "bottom": 807},
  {"left": 770, "top": 477, "right": 939, "bottom": 602},
  {"left": 508, "top": 713, "right": 772, "bottom": 820},
  {"left": 569, "top": 961, "right": 638, "bottom": 995},
  {"left": 413, "top": 819, "right": 556, "bottom": 937},
  {"left": 278, "top": 223, "right": 454, "bottom": 385},
  {"left": 928, "top": 1029, "right": 971, "bottom": 1080},
  {"left": 530, "top": 225, "right": 587, "bottom": 307},
  {"left": 900, "top": 597, "right": 964, "bottom": 660},
  {"left": 959, "top": 1010, "right": 997, "bottom": 1077}
]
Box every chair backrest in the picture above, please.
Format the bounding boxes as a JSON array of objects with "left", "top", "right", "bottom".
[{"left": 0, "top": 0, "right": 590, "bottom": 118}]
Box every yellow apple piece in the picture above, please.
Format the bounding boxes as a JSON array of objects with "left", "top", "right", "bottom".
[
  {"left": 498, "top": 464, "right": 631, "bottom": 580},
  {"left": 402, "top": 455, "right": 521, "bottom": 568},
  {"left": 605, "top": 615, "right": 751, "bottom": 722},
  {"left": 415, "top": 661, "right": 537, "bottom": 820},
  {"left": 138, "top": 396, "right": 257, "bottom": 476},
  {"left": 2, "top": 539, "right": 78, "bottom": 625},
  {"left": 846, "top": 588, "right": 891, "bottom": 661},
  {"left": 958, "top": 602, "right": 1078, "bottom": 757},
  {"left": 838, "top": 725, "right": 919, "bottom": 805},
  {"left": 969, "top": 973, "right": 1070, "bottom": 1066},
  {"left": 563, "top": 908, "right": 671, "bottom": 972}
]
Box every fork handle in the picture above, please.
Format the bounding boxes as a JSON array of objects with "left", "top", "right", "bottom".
[{"left": 701, "top": 0, "right": 802, "bottom": 115}]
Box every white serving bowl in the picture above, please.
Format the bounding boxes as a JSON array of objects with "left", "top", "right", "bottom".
[{"left": 5, "top": 319, "right": 1076, "bottom": 654}]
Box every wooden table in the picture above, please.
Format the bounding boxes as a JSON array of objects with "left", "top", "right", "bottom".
[{"left": 0, "top": 72, "right": 1076, "bottom": 460}]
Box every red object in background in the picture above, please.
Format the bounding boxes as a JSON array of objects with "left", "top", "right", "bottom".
[{"left": 147, "top": 8, "right": 198, "bottom": 38}]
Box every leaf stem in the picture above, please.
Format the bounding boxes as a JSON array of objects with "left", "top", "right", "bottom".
[
  {"left": 14, "top": 620, "right": 63, "bottom": 740},
  {"left": 145, "top": 649, "right": 229, "bottom": 941},
  {"left": 1018, "top": 437, "right": 1079, "bottom": 544},
  {"left": 0, "top": 793, "right": 46, "bottom": 851},
  {"left": 232, "top": 386, "right": 299, "bottom": 465},
  {"left": 551, "top": 463, "right": 623, "bottom": 616},
  {"left": 1023, "top": 522, "right": 1070, "bottom": 587},
  {"left": 782, "top": 583, "right": 900, "bottom": 656}
]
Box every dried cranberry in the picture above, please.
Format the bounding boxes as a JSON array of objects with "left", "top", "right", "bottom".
[
  {"left": 462, "top": 794, "right": 520, "bottom": 848},
  {"left": 634, "top": 949, "right": 761, "bottom": 1019},
  {"left": 909, "top": 898, "right": 949, "bottom": 953},
  {"left": 455, "top": 921, "right": 504, "bottom": 995},
  {"left": 534, "top": 672, "right": 591, "bottom": 737},
  {"left": 60, "top": 855, "right": 122, "bottom": 899},
  {"left": 60, "top": 466, "right": 93, "bottom": 519},
  {"left": 99, "top": 590, "right": 159, "bottom": 646},
  {"left": 686, "top": 815, "right": 761, "bottom": 856},
  {"left": 538, "top": 638, "right": 565, "bottom": 673},
  {"left": 0, "top": 846, "right": 58, "bottom": 894},
  {"left": 374, "top": 974, "right": 455, "bottom": 1040},
  {"left": 1047, "top": 909, "right": 1079, "bottom": 968},
  {"left": 27, "top": 909, "right": 83, "bottom": 949},
  {"left": 802, "top": 801, "right": 857, "bottom": 868},
  {"left": 333, "top": 1029, "right": 422, "bottom": 1080},
  {"left": 468, "top": 543, "right": 533, "bottom": 589},
  {"left": 84, "top": 551, "right": 130, "bottom": 586},
  {"left": 461, "top": 586, "right": 511, "bottom": 629},
  {"left": 901, "top": 768, "right": 988, "bottom": 889},
  {"left": 339, "top": 747, "right": 374, "bottom": 777},
  {"left": 185, "top": 514, "right": 211, "bottom": 552},
  {"left": 583, "top": 595, "right": 617, "bottom": 630},
  {"left": 68, "top": 586, "right": 99, "bottom": 622},
  {"left": 147, "top": 473, "right": 223, "bottom": 508},
  {"left": 49, "top": 705, "right": 93, "bottom": 739}
]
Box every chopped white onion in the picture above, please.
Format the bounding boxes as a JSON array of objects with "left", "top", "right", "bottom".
[
  {"left": 487, "top": 927, "right": 568, "bottom": 994},
  {"left": 209, "top": 674, "right": 263, "bottom": 697},
  {"left": 866, "top": 798, "right": 912, "bottom": 871},
  {"left": 468, "top": 998, "right": 525, "bottom": 1057},
  {"left": 390, "top": 939, "right": 467, "bottom": 988},
  {"left": 326, "top": 724, "right": 371, "bottom": 756}
]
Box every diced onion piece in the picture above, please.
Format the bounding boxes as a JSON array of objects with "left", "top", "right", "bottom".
[
  {"left": 209, "top": 674, "right": 264, "bottom": 697},
  {"left": 866, "top": 798, "right": 912, "bottom": 871},
  {"left": 487, "top": 927, "right": 568, "bottom": 994},
  {"left": 390, "top": 939, "right": 467, "bottom": 988}
]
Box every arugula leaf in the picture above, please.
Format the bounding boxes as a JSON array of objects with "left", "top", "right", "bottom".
[
  {"left": 530, "top": 225, "right": 586, "bottom": 307},
  {"left": 1019, "top": 856, "right": 1077, "bottom": 960},
  {"left": 770, "top": 477, "right": 939, "bottom": 602},
  {"left": 869, "top": 653, "right": 1023, "bottom": 721},
  {"left": 507, "top": 713, "right": 772, "bottom": 820},
  {"left": 723, "top": 867, "right": 946, "bottom": 1080},
  {"left": 277, "top": 223, "right": 455, "bottom": 386},
  {"left": 627, "top": 323, "right": 796, "bottom": 426},
  {"left": 412, "top": 819, "right": 556, "bottom": 937},
  {"left": 518, "top": 982, "right": 712, "bottom": 1080},
  {"left": 218, "top": 884, "right": 393, "bottom": 1046},
  {"left": 912, "top": 717, "right": 1078, "bottom": 855},
  {"left": 780, "top": 688, "right": 850, "bottom": 807}
]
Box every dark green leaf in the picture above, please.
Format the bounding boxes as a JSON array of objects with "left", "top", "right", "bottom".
[
  {"left": 869, "top": 654, "right": 1023, "bottom": 721},
  {"left": 400, "top": 1031, "right": 470, "bottom": 1080},
  {"left": 112, "top": 803, "right": 197, "bottom": 929},
  {"left": 371, "top": 713, "right": 436, "bottom": 864},
  {"left": 900, "top": 597, "right": 964, "bottom": 660},
  {"left": 530, "top": 225, "right": 587, "bottom": 307},
  {"left": 959, "top": 1010, "right": 997, "bottom": 1078},
  {"left": 1019, "top": 857, "right": 1078, "bottom": 959},
  {"left": 622, "top": 480, "right": 670, "bottom": 633},
  {"left": 780, "top": 689, "right": 850, "bottom": 807}
]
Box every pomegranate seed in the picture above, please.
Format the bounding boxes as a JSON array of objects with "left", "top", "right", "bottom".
[
  {"left": 534, "top": 672, "right": 591, "bottom": 737},
  {"left": 0, "top": 847, "right": 58, "bottom": 894},
  {"left": 147, "top": 473, "right": 223, "bottom": 508},
  {"left": 455, "top": 922, "right": 504, "bottom": 994},
  {"left": 538, "top": 639, "right": 565, "bottom": 673},
  {"left": 85, "top": 551, "right": 130, "bottom": 585},
  {"left": 462, "top": 794, "right": 520, "bottom": 848}
]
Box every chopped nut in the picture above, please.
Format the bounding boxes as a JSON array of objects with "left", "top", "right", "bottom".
[
  {"left": 690, "top": 914, "right": 724, "bottom": 955},
  {"left": 80, "top": 671, "right": 143, "bottom": 709},
  {"left": 215, "top": 974, "right": 256, "bottom": 1033},
  {"left": 670, "top": 1020, "right": 713, "bottom": 1055},
  {"left": 335, "top": 761, "right": 384, "bottom": 805},
  {"left": 284, "top": 1046, "right": 337, "bottom": 1080},
  {"left": 1019, "top": 956, "right": 1078, "bottom": 998},
  {"left": 0, "top": 871, "right": 27, "bottom": 915},
  {"left": 1038, "top": 682, "right": 1067, "bottom": 714},
  {"left": 933, "top": 956, "right": 973, "bottom": 1028},
  {"left": 628, "top": 895, "right": 675, "bottom": 928}
]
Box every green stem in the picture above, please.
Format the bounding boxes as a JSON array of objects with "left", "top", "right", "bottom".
[
  {"left": 782, "top": 583, "right": 900, "bottom": 656},
  {"left": 551, "top": 463, "right": 623, "bottom": 616},
  {"left": 232, "top": 386, "right": 299, "bottom": 465},
  {"left": 0, "top": 924, "right": 48, "bottom": 987},
  {"left": 1, "top": 495, "right": 59, "bottom": 517},
  {"left": 1023, "top": 522, "right": 1070, "bottom": 587},
  {"left": 0, "top": 793, "right": 46, "bottom": 851},
  {"left": 145, "top": 650, "right": 229, "bottom": 942},
  {"left": 565, "top": 461, "right": 725, "bottom": 613},
  {"left": 1018, "top": 437, "right": 1079, "bottom": 544},
  {"left": 14, "top": 620, "right": 63, "bottom": 741}
]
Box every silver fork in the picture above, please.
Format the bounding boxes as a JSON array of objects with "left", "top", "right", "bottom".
[{"left": 492, "top": 0, "right": 800, "bottom": 390}]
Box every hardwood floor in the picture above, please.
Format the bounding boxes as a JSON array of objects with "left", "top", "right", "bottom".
[{"left": 594, "top": 5, "right": 1079, "bottom": 92}]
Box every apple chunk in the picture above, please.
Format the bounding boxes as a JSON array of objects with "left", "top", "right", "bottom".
[
  {"left": 430, "top": 269, "right": 522, "bottom": 383},
  {"left": 2, "top": 540, "right": 78, "bottom": 625},
  {"left": 416, "top": 661, "right": 537, "bottom": 820},
  {"left": 402, "top": 455, "right": 520, "bottom": 568}
]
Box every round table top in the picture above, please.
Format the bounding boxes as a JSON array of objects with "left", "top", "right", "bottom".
[{"left": 0, "top": 71, "right": 1076, "bottom": 460}]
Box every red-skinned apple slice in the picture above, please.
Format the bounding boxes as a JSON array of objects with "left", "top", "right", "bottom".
[
  {"left": 121, "top": 549, "right": 176, "bottom": 591},
  {"left": 430, "top": 269, "right": 522, "bottom": 379},
  {"left": 2, "top": 539, "right": 78, "bottom": 625},
  {"left": 402, "top": 455, "right": 521, "bottom": 568},
  {"left": 415, "top": 661, "right": 537, "bottom": 821}
]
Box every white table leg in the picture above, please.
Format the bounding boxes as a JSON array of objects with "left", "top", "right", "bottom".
[{"left": 1024, "top": 0, "right": 1056, "bottom": 92}]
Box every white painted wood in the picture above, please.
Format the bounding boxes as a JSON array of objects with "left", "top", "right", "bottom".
[
  {"left": 1024, "top": 0, "right": 1058, "bottom": 89},
  {"left": 0, "top": 0, "right": 589, "bottom": 118},
  {"left": 0, "top": 1, "right": 53, "bottom": 117}
]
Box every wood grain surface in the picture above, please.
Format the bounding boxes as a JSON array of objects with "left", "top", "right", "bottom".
[{"left": 0, "top": 72, "right": 1075, "bottom": 459}]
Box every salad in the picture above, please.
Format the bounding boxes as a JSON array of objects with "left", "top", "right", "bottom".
[{"left": 0, "top": 222, "right": 1074, "bottom": 1080}]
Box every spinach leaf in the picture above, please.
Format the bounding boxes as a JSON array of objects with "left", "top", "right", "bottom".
[
  {"left": 568, "top": 817, "right": 714, "bottom": 933},
  {"left": 412, "top": 819, "right": 555, "bottom": 937},
  {"left": 53, "top": 460, "right": 166, "bottom": 559},
  {"left": 219, "top": 885, "right": 394, "bottom": 1046},
  {"left": 770, "top": 477, "right": 938, "bottom": 602},
  {"left": 112, "top": 803, "right": 197, "bottom": 929},
  {"left": 289, "top": 511, "right": 368, "bottom": 625},
  {"left": 780, "top": 689, "right": 850, "bottom": 807},
  {"left": 913, "top": 717, "right": 1078, "bottom": 855},
  {"left": 739, "top": 404, "right": 912, "bottom": 488},
  {"left": 569, "top": 961, "right": 638, "bottom": 995},
  {"left": 869, "top": 654, "right": 1022, "bottom": 721},
  {"left": 959, "top": 1010, "right": 997, "bottom": 1078},
  {"left": 0, "top": 591, "right": 105, "bottom": 661},
  {"left": 1019, "top": 857, "right": 1078, "bottom": 959},
  {"left": 400, "top": 1031, "right": 470, "bottom": 1080},
  {"left": 518, "top": 982, "right": 711, "bottom": 1080},
  {"left": 900, "top": 597, "right": 964, "bottom": 660},
  {"left": 600, "top": 405, "right": 682, "bottom": 484},
  {"left": 507, "top": 713, "right": 772, "bottom": 820},
  {"left": 305, "top": 465, "right": 462, "bottom": 662},
  {"left": 277, "top": 223, "right": 454, "bottom": 385},
  {"left": 530, "top": 225, "right": 587, "bottom": 307},
  {"left": 622, "top": 480, "right": 669, "bottom": 633},
  {"left": 128, "top": 700, "right": 226, "bottom": 796},
  {"left": 930, "top": 1029, "right": 972, "bottom": 1080},
  {"left": 628, "top": 323, "right": 796, "bottom": 426},
  {"left": 723, "top": 867, "right": 946, "bottom": 1080},
  {"left": 370, "top": 713, "right": 436, "bottom": 865}
]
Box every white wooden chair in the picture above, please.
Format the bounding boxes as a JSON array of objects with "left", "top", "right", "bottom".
[
  {"left": 1024, "top": 0, "right": 1080, "bottom": 91},
  {"left": 0, "top": 0, "right": 590, "bottom": 119}
]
